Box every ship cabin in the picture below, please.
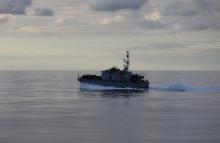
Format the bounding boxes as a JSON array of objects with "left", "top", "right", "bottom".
[
  {"left": 101, "top": 66, "right": 145, "bottom": 82},
  {"left": 101, "top": 66, "right": 132, "bottom": 82}
]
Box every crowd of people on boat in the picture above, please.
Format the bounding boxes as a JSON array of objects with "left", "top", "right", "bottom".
[
  {"left": 79, "top": 73, "right": 146, "bottom": 82},
  {"left": 131, "top": 74, "right": 144, "bottom": 82},
  {"left": 79, "top": 74, "right": 102, "bottom": 80}
]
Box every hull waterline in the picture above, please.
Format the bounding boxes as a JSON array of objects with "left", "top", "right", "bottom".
[{"left": 79, "top": 79, "right": 149, "bottom": 89}]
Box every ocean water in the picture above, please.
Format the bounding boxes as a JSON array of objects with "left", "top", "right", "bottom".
[{"left": 0, "top": 71, "right": 220, "bottom": 143}]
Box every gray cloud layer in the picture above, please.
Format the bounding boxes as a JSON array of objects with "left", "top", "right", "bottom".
[
  {"left": 141, "top": 0, "right": 220, "bottom": 30},
  {"left": 90, "top": 0, "right": 220, "bottom": 30},
  {"left": 163, "top": 1, "right": 199, "bottom": 17},
  {"left": 0, "top": 0, "right": 32, "bottom": 15},
  {"left": 34, "top": 8, "right": 54, "bottom": 16},
  {"left": 163, "top": 0, "right": 220, "bottom": 17},
  {"left": 140, "top": 20, "right": 166, "bottom": 29},
  {"left": 0, "top": 0, "right": 219, "bottom": 31},
  {"left": 91, "top": 0, "right": 147, "bottom": 11},
  {"left": 0, "top": 0, "right": 54, "bottom": 16}
]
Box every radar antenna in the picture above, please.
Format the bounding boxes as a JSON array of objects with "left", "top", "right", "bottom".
[{"left": 123, "top": 51, "right": 130, "bottom": 71}]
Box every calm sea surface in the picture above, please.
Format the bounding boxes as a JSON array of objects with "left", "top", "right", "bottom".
[{"left": 0, "top": 71, "right": 220, "bottom": 143}]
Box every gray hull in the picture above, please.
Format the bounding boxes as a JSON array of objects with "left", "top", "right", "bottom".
[{"left": 79, "top": 79, "right": 149, "bottom": 89}]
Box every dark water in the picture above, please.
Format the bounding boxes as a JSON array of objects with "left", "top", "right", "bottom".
[{"left": 0, "top": 71, "right": 220, "bottom": 143}]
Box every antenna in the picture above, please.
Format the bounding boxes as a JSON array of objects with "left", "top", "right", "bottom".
[{"left": 123, "top": 51, "right": 130, "bottom": 71}]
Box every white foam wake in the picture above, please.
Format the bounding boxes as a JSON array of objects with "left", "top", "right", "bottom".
[{"left": 150, "top": 83, "right": 220, "bottom": 93}]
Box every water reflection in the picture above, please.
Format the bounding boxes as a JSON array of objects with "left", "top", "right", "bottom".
[{"left": 79, "top": 89, "right": 148, "bottom": 98}]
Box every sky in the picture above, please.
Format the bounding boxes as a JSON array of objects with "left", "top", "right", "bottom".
[{"left": 0, "top": 0, "right": 220, "bottom": 71}]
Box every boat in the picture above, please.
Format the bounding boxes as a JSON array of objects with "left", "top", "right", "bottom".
[{"left": 78, "top": 51, "right": 149, "bottom": 89}]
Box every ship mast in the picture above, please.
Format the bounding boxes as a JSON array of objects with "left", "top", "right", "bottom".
[{"left": 123, "top": 51, "right": 130, "bottom": 71}]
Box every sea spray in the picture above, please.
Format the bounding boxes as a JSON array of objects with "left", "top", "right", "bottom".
[{"left": 150, "top": 82, "right": 220, "bottom": 93}]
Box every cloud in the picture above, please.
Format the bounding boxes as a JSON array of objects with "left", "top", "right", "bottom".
[
  {"left": 144, "top": 11, "right": 161, "bottom": 21},
  {"left": 0, "top": 0, "right": 54, "bottom": 16},
  {"left": 33, "top": 8, "right": 54, "bottom": 16},
  {"left": 98, "top": 15, "right": 124, "bottom": 25},
  {"left": 140, "top": 20, "right": 166, "bottom": 29},
  {"left": 139, "top": 0, "right": 220, "bottom": 30},
  {"left": 91, "top": 0, "right": 147, "bottom": 11},
  {"left": 195, "top": 0, "right": 220, "bottom": 13},
  {"left": 1, "top": 0, "right": 219, "bottom": 33},
  {"left": 140, "top": 11, "right": 165, "bottom": 29},
  {"left": 183, "top": 15, "right": 220, "bottom": 30},
  {"left": 163, "top": 1, "right": 199, "bottom": 17},
  {"left": 54, "top": 18, "right": 65, "bottom": 25},
  {"left": 0, "top": 14, "right": 14, "bottom": 24},
  {"left": 162, "top": 0, "right": 220, "bottom": 17},
  {"left": 0, "top": 0, "right": 32, "bottom": 15}
]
